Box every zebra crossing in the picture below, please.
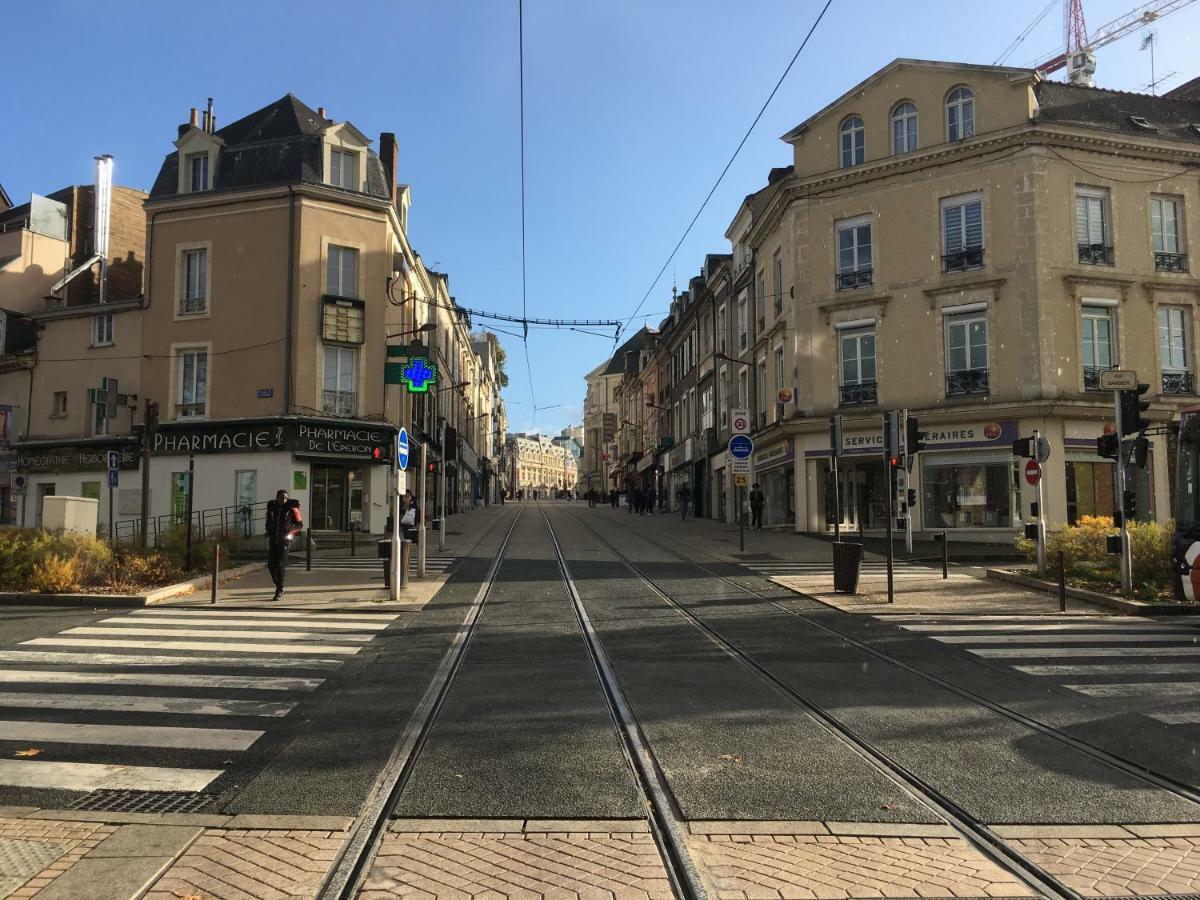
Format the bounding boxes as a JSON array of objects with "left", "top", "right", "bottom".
[
  {"left": 0, "top": 606, "right": 401, "bottom": 794},
  {"left": 741, "top": 558, "right": 976, "bottom": 582},
  {"left": 884, "top": 614, "right": 1200, "bottom": 729},
  {"left": 291, "top": 555, "right": 457, "bottom": 576}
]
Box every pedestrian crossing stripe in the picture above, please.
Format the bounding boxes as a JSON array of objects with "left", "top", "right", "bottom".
[
  {"left": 0, "top": 608, "right": 400, "bottom": 793},
  {"left": 741, "top": 560, "right": 976, "bottom": 581},
  {"left": 291, "top": 555, "right": 457, "bottom": 574}
]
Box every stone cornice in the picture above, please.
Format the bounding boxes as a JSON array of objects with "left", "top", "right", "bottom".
[{"left": 922, "top": 277, "right": 1006, "bottom": 305}]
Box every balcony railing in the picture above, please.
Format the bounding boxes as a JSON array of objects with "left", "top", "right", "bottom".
[
  {"left": 835, "top": 268, "right": 873, "bottom": 291},
  {"left": 839, "top": 380, "right": 877, "bottom": 406},
  {"left": 946, "top": 368, "right": 989, "bottom": 396},
  {"left": 1156, "top": 252, "right": 1188, "bottom": 273},
  {"left": 181, "top": 295, "right": 207, "bottom": 315},
  {"left": 1082, "top": 366, "right": 1111, "bottom": 391},
  {"left": 177, "top": 402, "right": 206, "bottom": 418},
  {"left": 942, "top": 247, "right": 985, "bottom": 273},
  {"left": 1163, "top": 371, "right": 1195, "bottom": 395},
  {"left": 322, "top": 390, "right": 357, "bottom": 417},
  {"left": 1078, "top": 243, "right": 1114, "bottom": 266}
]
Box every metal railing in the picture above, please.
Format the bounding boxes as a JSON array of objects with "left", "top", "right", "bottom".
[
  {"left": 322, "top": 390, "right": 357, "bottom": 417},
  {"left": 1163, "top": 371, "right": 1195, "bottom": 395},
  {"left": 104, "top": 499, "right": 274, "bottom": 552},
  {"left": 839, "top": 381, "right": 878, "bottom": 406},
  {"left": 1083, "top": 365, "right": 1113, "bottom": 391},
  {"left": 946, "top": 368, "right": 989, "bottom": 396},
  {"left": 942, "top": 247, "right": 984, "bottom": 272},
  {"left": 181, "top": 295, "right": 207, "bottom": 315},
  {"left": 1155, "top": 252, "right": 1188, "bottom": 273},
  {"left": 1077, "top": 243, "right": 1114, "bottom": 266},
  {"left": 835, "top": 268, "right": 873, "bottom": 291}
]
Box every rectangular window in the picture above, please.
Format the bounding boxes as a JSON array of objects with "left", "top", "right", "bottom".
[
  {"left": 329, "top": 148, "right": 358, "bottom": 190},
  {"left": 80, "top": 481, "right": 101, "bottom": 501},
  {"left": 738, "top": 369, "right": 748, "bottom": 409},
  {"left": 942, "top": 195, "right": 984, "bottom": 271},
  {"left": 187, "top": 153, "right": 209, "bottom": 192},
  {"left": 718, "top": 304, "right": 727, "bottom": 355},
  {"left": 1152, "top": 196, "right": 1187, "bottom": 272},
  {"left": 773, "top": 249, "right": 783, "bottom": 317},
  {"left": 922, "top": 456, "right": 1012, "bottom": 529},
  {"left": 701, "top": 387, "right": 713, "bottom": 431},
  {"left": 52, "top": 391, "right": 67, "bottom": 417},
  {"left": 1076, "top": 187, "right": 1112, "bottom": 265},
  {"left": 757, "top": 359, "right": 767, "bottom": 422},
  {"left": 1081, "top": 306, "right": 1115, "bottom": 389},
  {"left": 719, "top": 366, "right": 729, "bottom": 428},
  {"left": 93, "top": 398, "right": 109, "bottom": 436},
  {"left": 838, "top": 327, "right": 877, "bottom": 406},
  {"left": 323, "top": 345, "right": 358, "bottom": 416},
  {"left": 182, "top": 248, "right": 207, "bottom": 315},
  {"left": 737, "top": 297, "right": 748, "bottom": 350},
  {"left": 93, "top": 313, "right": 114, "bottom": 346},
  {"left": 945, "top": 312, "right": 988, "bottom": 395},
  {"left": 326, "top": 245, "right": 358, "bottom": 298},
  {"left": 756, "top": 271, "right": 766, "bottom": 330},
  {"left": 1159, "top": 306, "right": 1193, "bottom": 394},
  {"left": 178, "top": 349, "right": 208, "bottom": 418},
  {"left": 774, "top": 345, "right": 784, "bottom": 395},
  {"left": 836, "top": 216, "right": 873, "bottom": 289}
]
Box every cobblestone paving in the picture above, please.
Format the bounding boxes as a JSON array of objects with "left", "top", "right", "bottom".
[
  {"left": 690, "top": 833, "right": 1034, "bottom": 899},
  {"left": 0, "top": 817, "right": 115, "bottom": 899},
  {"left": 1010, "top": 835, "right": 1200, "bottom": 896},
  {"left": 143, "top": 829, "right": 347, "bottom": 900},
  {"left": 360, "top": 828, "right": 673, "bottom": 899}
]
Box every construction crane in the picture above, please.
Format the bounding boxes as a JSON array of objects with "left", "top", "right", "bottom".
[{"left": 1025, "top": 0, "right": 1197, "bottom": 84}]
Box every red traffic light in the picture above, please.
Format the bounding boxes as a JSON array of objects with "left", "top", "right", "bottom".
[
  {"left": 426, "top": 461, "right": 437, "bottom": 474},
  {"left": 372, "top": 447, "right": 384, "bottom": 460},
  {"left": 889, "top": 456, "right": 901, "bottom": 468}
]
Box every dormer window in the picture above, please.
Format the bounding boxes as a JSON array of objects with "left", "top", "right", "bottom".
[
  {"left": 329, "top": 148, "right": 359, "bottom": 190},
  {"left": 187, "top": 153, "right": 209, "bottom": 192},
  {"left": 1129, "top": 115, "right": 1156, "bottom": 132}
]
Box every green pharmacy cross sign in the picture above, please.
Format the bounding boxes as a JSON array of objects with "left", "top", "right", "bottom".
[{"left": 386, "top": 355, "right": 439, "bottom": 392}]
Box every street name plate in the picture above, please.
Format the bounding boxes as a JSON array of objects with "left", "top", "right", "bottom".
[{"left": 1099, "top": 369, "right": 1138, "bottom": 390}]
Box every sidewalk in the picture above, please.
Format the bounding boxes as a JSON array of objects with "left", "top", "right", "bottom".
[{"left": 585, "top": 506, "right": 1112, "bottom": 616}]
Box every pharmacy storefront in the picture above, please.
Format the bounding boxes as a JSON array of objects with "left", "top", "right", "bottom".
[{"left": 802, "top": 419, "right": 1020, "bottom": 539}]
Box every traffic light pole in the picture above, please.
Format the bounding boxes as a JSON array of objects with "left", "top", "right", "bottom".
[
  {"left": 419, "top": 441, "right": 427, "bottom": 577},
  {"left": 885, "top": 460, "right": 895, "bottom": 604},
  {"left": 1034, "top": 428, "right": 1046, "bottom": 579},
  {"left": 1113, "top": 391, "right": 1133, "bottom": 594},
  {"left": 902, "top": 408, "right": 912, "bottom": 556}
]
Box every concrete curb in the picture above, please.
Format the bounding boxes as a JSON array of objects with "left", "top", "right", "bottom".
[
  {"left": 0, "top": 561, "right": 264, "bottom": 608},
  {"left": 985, "top": 567, "right": 1199, "bottom": 615}
]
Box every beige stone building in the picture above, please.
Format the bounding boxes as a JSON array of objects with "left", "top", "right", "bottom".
[
  {"left": 507, "top": 432, "right": 577, "bottom": 495},
  {"left": 720, "top": 59, "right": 1200, "bottom": 540}
]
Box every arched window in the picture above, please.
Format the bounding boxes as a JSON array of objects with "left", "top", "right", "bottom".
[
  {"left": 946, "top": 87, "right": 975, "bottom": 141},
  {"left": 840, "top": 115, "right": 865, "bottom": 168},
  {"left": 891, "top": 102, "right": 918, "bottom": 154}
]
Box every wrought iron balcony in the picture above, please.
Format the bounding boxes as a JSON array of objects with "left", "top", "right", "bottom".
[
  {"left": 322, "top": 390, "right": 357, "bottom": 417},
  {"left": 1082, "top": 366, "right": 1111, "bottom": 391},
  {"left": 946, "top": 368, "right": 989, "bottom": 396},
  {"left": 1155, "top": 252, "right": 1188, "bottom": 273},
  {"left": 180, "top": 295, "right": 207, "bottom": 315},
  {"left": 839, "top": 380, "right": 877, "bottom": 406},
  {"left": 835, "top": 268, "right": 873, "bottom": 291},
  {"left": 1163, "top": 371, "right": 1195, "bottom": 395},
  {"left": 177, "top": 402, "right": 206, "bottom": 418},
  {"left": 1077, "top": 243, "right": 1114, "bottom": 266},
  {"left": 942, "top": 247, "right": 985, "bottom": 273}
]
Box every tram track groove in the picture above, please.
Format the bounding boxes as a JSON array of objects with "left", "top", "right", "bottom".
[
  {"left": 564, "top": 509, "right": 1083, "bottom": 900},
  {"left": 319, "top": 505, "right": 525, "bottom": 899}
]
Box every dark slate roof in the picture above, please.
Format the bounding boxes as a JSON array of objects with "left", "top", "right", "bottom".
[
  {"left": 1167, "top": 76, "right": 1200, "bottom": 102},
  {"left": 149, "top": 93, "right": 391, "bottom": 201},
  {"left": 1035, "top": 80, "right": 1200, "bottom": 144},
  {"left": 603, "top": 327, "right": 649, "bottom": 376},
  {"left": 0, "top": 182, "right": 11, "bottom": 210}
]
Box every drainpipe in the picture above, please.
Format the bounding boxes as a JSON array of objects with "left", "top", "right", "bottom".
[{"left": 283, "top": 187, "right": 297, "bottom": 414}]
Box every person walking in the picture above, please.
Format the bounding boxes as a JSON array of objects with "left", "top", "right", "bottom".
[
  {"left": 265, "top": 489, "right": 302, "bottom": 601},
  {"left": 401, "top": 489, "right": 421, "bottom": 540},
  {"left": 678, "top": 484, "right": 691, "bottom": 520},
  {"left": 750, "top": 482, "right": 766, "bottom": 530}
]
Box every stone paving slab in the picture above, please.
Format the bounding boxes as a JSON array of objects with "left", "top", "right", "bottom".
[
  {"left": 0, "top": 817, "right": 115, "bottom": 899},
  {"left": 1009, "top": 834, "right": 1200, "bottom": 896}
]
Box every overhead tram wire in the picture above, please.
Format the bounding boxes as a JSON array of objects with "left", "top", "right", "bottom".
[
  {"left": 617, "top": 0, "right": 835, "bottom": 341},
  {"left": 993, "top": 0, "right": 1057, "bottom": 66}
]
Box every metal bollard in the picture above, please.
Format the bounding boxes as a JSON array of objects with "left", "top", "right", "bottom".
[
  {"left": 941, "top": 531, "right": 949, "bottom": 579},
  {"left": 400, "top": 539, "right": 411, "bottom": 589},
  {"left": 306, "top": 528, "right": 312, "bottom": 572},
  {"left": 210, "top": 544, "right": 220, "bottom": 605},
  {"left": 1058, "top": 549, "right": 1067, "bottom": 613}
]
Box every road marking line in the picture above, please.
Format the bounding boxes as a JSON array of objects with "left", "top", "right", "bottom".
[
  {"left": 62, "top": 626, "right": 373, "bottom": 642},
  {"left": 974, "top": 647, "right": 1200, "bottom": 657},
  {"left": 0, "top": 691, "right": 295, "bottom": 717},
  {"left": 1149, "top": 710, "right": 1200, "bottom": 724},
  {"left": 23, "top": 638, "right": 361, "bottom": 655},
  {"left": 134, "top": 609, "right": 399, "bottom": 621},
  {"left": 932, "top": 633, "right": 1198, "bottom": 644},
  {"left": 0, "top": 759, "right": 223, "bottom": 792},
  {"left": 901, "top": 622, "right": 1175, "bottom": 633},
  {"left": 0, "top": 670, "right": 323, "bottom": 691},
  {"left": 0, "top": 650, "right": 344, "bottom": 668},
  {"left": 1064, "top": 682, "right": 1200, "bottom": 699},
  {"left": 108, "top": 615, "right": 390, "bottom": 631},
  {"left": 0, "top": 720, "right": 262, "bottom": 750},
  {"left": 1015, "top": 663, "right": 1200, "bottom": 676}
]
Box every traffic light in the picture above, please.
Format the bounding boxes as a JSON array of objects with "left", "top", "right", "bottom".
[
  {"left": 1012, "top": 437, "right": 1035, "bottom": 458},
  {"left": 830, "top": 415, "right": 844, "bottom": 458},
  {"left": 1096, "top": 433, "right": 1119, "bottom": 460},
  {"left": 1119, "top": 383, "right": 1151, "bottom": 436},
  {"left": 144, "top": 399, "right": 159, "bottom": 427},
  {"left": 426, "top": 461, "right": 438, "bottom": 474},
  {"left": 883, "top": 411, "right": 901, "bottom": 468},
  {"left": 906, "top": 415, "right": 927, "bottom": 455},
  {"left": 906, "top": 488, "right": 917, "bottom": 508},
  {"left": 1133, "top": 435, "right": 1150, "bottom": 469}
]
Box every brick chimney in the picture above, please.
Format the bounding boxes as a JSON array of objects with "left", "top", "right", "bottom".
[{"left": 379, "top": 132, "right": 398, "bottom": 206}]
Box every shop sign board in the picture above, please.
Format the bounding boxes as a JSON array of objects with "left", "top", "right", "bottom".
[
  {"left": 151, "top": 421, "right": 392, "bottom": 461},
  {"left": 826, "top": 419, "right": 1017, "bottom": 457},
  {"left": 15, "top": 444, "right": 139, "bottom": 474}
]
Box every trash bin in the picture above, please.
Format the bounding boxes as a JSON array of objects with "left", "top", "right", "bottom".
[{"left": 832, "top": 541, "right": 863, "bottom": 594}]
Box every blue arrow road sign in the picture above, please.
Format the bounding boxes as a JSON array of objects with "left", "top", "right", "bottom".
[
  {"left": 397, "top": 428, "right": 410, "bottom": 470},
  {"left": 108, "top": 469, "right": 119, "bottom": 488},
  {"left": 729, "top": 435, "right": 754, "bottom": 460}
]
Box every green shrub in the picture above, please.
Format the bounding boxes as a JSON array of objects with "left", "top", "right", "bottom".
[
  {"left": 106, "top": 551, "right": 183, "bottom": 592},
  {"left": 29, "top": 555, "right": 82, "bottom": 593},
  {"left": 1018, "top": 514, "right": 1174, "bottom": 599},
  {"left": 159, "top": 524, "right": 218, "bottom": 573},
  {"left": 1129, "top": 519, "right": 1172, "bottom": 597}
]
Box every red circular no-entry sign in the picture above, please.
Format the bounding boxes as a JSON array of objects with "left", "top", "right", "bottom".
[{"left": 1024, "top": 459, "right": 1042, "bottom": 486}]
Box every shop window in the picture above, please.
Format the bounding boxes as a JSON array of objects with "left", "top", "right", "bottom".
[
  {"left": 80, "top": 481, "right": 101, "bottom": 502},
  {"left": 1066, "top": 460, "right": 1114, "bottom": 525},
  {"left": 921, "top": 455, "right": 1013, "bottom": 529}
]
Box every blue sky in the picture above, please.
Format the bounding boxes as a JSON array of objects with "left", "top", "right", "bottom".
[{"left": 3, "top": 1, "right": 1197, "bottom": 436}]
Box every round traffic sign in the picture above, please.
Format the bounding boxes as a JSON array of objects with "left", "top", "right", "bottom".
[
  {"left": 729, "top": 435, "right": 754, "bottom": 460},
  {"left": 1024, "top": 459, "right": 1041, "bottom": 486},
  {"left": 732, "top": 414, "right": 749, "bottom": 433},
  {"left": 397, "top": 427, "right": 410, "bottom": 469}
]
